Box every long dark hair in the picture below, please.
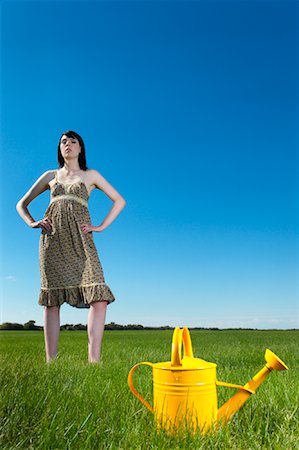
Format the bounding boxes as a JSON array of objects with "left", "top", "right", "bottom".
[{"left": 57, "top": 130, "right": 88, "bottom": 170}]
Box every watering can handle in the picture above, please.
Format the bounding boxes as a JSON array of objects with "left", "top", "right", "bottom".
[
  {"left": 127, "top": 362, "right": 154, "bottom": 413},
  {"left": 171, "top": 327, "right": 194, "bottom": 366}
]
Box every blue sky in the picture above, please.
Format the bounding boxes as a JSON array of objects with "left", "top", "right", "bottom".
[{"left": 1, "top": 0, "right": 298, "bottom": 329}]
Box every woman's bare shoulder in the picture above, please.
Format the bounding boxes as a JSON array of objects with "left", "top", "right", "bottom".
[
  {"left": 36, "top": 169, "right": 56, "bottom": 184},
  {"left": 85, "top": 169, "right": 108, "bottom": 192},
  {"left": 46, "top": 169, "right": 58, "bottom": 189},
  {"left": 85, "top": 168, "right": 98, "bottom": 174},
  {"left": 85, "top": 168, "right": 101, "bottom": 181}
]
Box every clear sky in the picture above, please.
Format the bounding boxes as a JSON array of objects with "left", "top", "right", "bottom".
[{"left": 1, "top": 0, "right": 298, "bottom": 329}]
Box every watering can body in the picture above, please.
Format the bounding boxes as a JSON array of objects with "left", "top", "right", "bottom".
[
  {"left": 130, "top": 357, "right": 219, "bottom": 431},
  {"left": 128, "top": 327, "right": 288, "bottom": 432}
]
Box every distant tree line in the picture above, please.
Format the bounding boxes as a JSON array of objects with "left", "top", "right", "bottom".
[
  {"left": 0, "top": 321, "right": 223, "bottom": 331},
  {"left": 0, "top": 320, "right": 173, "bottom": 331},
  {"left": 0, "top": 320, "right": 43, "bottom": 330},
  {"left": 0, "top": 321, "right": 296, "bottom": 331}
]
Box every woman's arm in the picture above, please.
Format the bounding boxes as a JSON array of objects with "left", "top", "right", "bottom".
[
  {"left": 81, "top": 169, "right": 126, "bottom": 234},
  {"left": 16, "top": 170, "right": 54, "bottom": 232}
]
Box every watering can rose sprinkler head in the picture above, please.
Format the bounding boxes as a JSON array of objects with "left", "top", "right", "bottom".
[{"left": 127, "top": 327, "right": 288, "bottom": 433}]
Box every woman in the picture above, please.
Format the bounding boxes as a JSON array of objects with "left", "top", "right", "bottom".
[{"left": 16, "top": 130, "right": 126, "bottom": 364}]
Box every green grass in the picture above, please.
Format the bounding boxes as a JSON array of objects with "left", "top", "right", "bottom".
[{"left": 1, "top": 330, "right": 298, "bottom": 449}]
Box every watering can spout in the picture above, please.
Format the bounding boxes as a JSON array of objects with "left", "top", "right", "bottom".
[{"left": 217, "top": 349, "right": 288, "bottom": 423}]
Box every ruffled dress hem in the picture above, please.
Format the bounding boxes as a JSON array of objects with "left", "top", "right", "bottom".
[{"left": 38, "top": 283, "right": 115, "bottom": 308}]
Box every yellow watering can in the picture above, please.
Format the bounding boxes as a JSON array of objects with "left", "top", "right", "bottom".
[{"left": 128, "top": 327, "right": 288, "bottom": 432}]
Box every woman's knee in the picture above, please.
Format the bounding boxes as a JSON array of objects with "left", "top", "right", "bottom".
[
  {"left": 44, "top": 305, "right": 60, "bottom": 314},
  {"left": 90, "top": 301, "right": 108, "bottom": 311}
]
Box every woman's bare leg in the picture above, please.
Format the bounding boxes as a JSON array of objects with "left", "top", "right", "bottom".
[
  {"left": 43, "top": 305, "right": 60, "bottom": 363},
  {"left": 87, "top": 301, "right": 108, "bottom": 363}
]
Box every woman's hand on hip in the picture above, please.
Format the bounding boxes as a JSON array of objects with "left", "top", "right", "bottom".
[
  {"left": 81, "top": 223, "right": 105, "bottom": 234},
  {"left": 30, "top": 218, "right": 52, "bottom": 233}
]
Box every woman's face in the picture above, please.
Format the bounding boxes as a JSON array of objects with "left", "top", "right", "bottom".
[{"left": 60, "top": 135, "right": 81, "bottom": 160}]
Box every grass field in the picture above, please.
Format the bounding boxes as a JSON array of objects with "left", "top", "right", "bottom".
[{"left": 0, "top": 329, "right": 298, "bottom": 449}]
